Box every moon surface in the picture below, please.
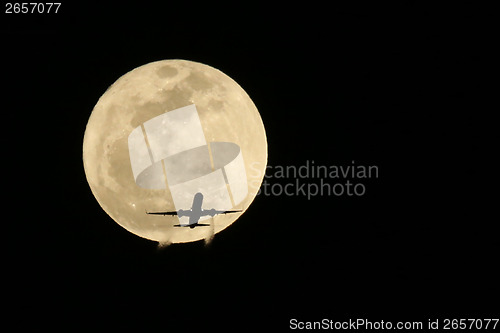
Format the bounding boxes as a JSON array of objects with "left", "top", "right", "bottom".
[{"left": 83, "top": 60, "right": 267, "bottom": 244}]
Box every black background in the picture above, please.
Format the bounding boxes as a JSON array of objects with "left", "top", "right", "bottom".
[{"left": 3, "top": 2, "right": 497, "bottom": 331}]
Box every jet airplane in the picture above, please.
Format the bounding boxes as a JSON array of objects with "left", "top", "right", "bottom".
[{"left": 146, "top": 192, "right": 241, "bottom": 228}]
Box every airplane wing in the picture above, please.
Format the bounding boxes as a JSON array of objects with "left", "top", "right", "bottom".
[
  {"left": 201, "top": 209, "right": 242, "bottom": 217},
  {"left": 219, "top": 210, "right": 242, "bottom": 214},
  {"left": 146, "top": 211, "right": 178, "bottom": 216}
]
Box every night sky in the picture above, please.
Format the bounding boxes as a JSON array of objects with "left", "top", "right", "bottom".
[{"left": 3, "top": 3, "right": 497, "bottom": 331}]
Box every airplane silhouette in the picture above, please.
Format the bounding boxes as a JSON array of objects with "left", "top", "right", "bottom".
[{"left": 146, "top": 192, "right": 241, "bottom": 228}]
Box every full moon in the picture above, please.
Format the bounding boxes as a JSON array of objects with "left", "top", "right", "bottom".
[{"left": 82, "top": 60, "right": 267, "bottom": 244}]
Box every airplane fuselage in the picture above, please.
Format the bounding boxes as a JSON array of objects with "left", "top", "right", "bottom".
[{"left": 187, "top": 192, "right": 204, "bottom": 227}]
